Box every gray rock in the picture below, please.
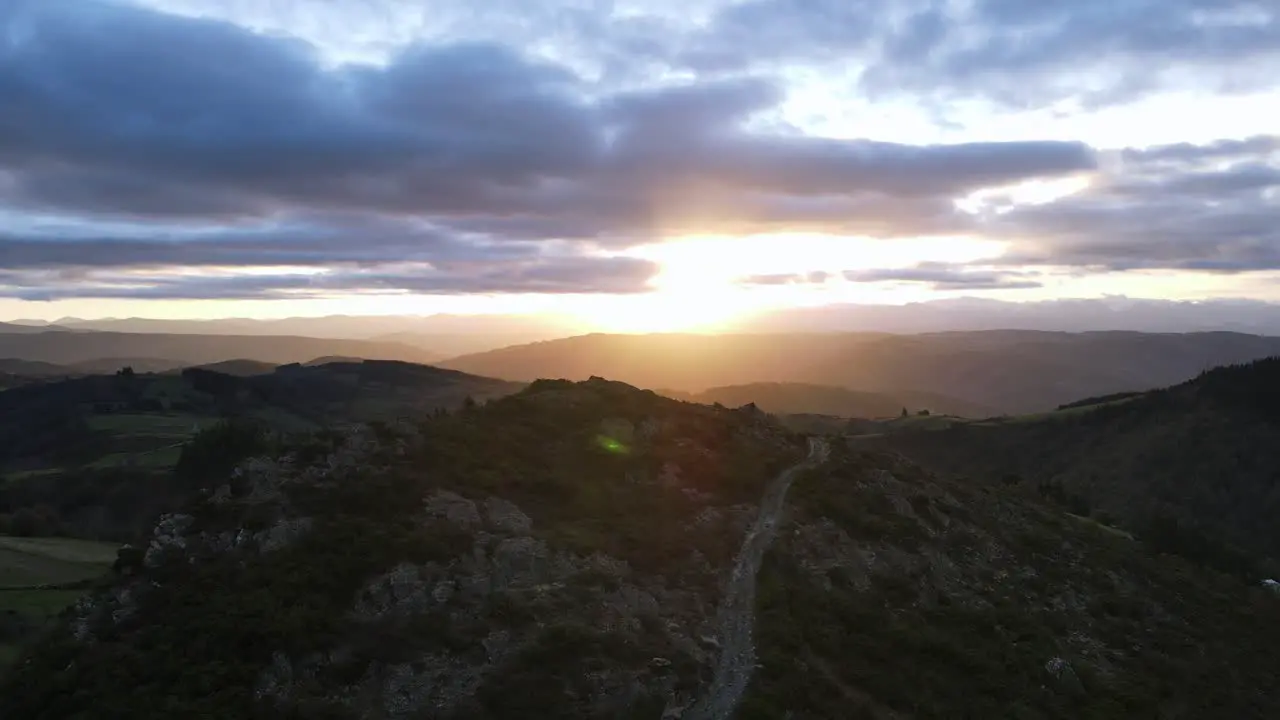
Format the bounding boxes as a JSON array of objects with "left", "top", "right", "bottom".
[
  {"left": 1044, "top": 656, "right": 1084, "bottom": 694},
  {"left": 255, "top": 516, "right": 313, "bottom": 553},
  {"left": 143, "top": 513, "right": 195, "bottom": 568},
  {"left": 353, "top": 563, "right": 432, "bottom": 620},
  {"left": 423, "top": 490, "right": 482, "bottom": 529},
  {"left": 485, "top": 497, "right": 533, "bottom": 535},
  {"left": 491, "top": 536, "right": 550, "bottom": 590}
]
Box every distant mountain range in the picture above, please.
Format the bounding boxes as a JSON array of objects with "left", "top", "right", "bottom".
[
  {"left": 0, "top": 331, "right": 441, "bottom": 368},
  {"left": 7, "top": 316, "right": 1280, "bottom": 416},
  {"left": 440, "top": 330, "right": 1280, "bottom": 414},
  {"left": 3, "top": 314, "right": 581, "bottom": 357}
]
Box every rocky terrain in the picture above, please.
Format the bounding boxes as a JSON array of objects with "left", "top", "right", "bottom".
[
  {"left": 3, "top": 378, "right": 1280, "bottom": 718},
  {"left": 740, "top": 444, "right": 1280, "bottom": 718},
  {"left": 0, "top": 379, "right": 804, "bottom": 718}
]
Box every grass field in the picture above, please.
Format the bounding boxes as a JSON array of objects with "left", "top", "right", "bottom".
[
  {"left": 0, "top": 535, "right": 119, "bottom": 587},
  {"left": 0, "top": 535, "right": 117, "bottom": 672},
  {"left": 87, "top": 444, "right": 185, "bottom": 470},
  {"left": 86, "top": 413, "right": 210, "bottom": 438}
]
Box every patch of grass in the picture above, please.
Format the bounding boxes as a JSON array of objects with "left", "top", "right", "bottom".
[
  {"left": 0, "top": 588, "right": 86, "bottom": 617},
  {"left": 87, "top": 444, "right": 184, "bottom": 470},
  {"left": 2, "top": 468, "right": 64, "bottom": 482},
  {"left": 0, "top": 585, "right": 92, "bottom": 674},
  {"left": 0, "top": 536, "right": 119, "bottom": 565},
  {"left": 0, "top": 535, "right": 117, "bottom": 587},
  {"left": 86, "top": 413, "right": 209, "bottom": 438}
]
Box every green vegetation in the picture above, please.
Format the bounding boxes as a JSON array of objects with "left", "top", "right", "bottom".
[
  {"left": 0, "top": 360, "right": 523, "bottom": 543},
  {"left": 743, "top": 444, "right": 1280, "bottom": 719},
  {"left": 0, "top": 379, "right": 802, "bottom": 718},
  {"left": 5, "top": 353, "right": 1280, "bottom": 717},
  {"left": 667, "top": 382, "right": 993, "bottom": 419},
  {"left": 871, "top": 356, "right": 1280, "bottom": 579},
  {"left": 0, "top": 535, "right": 116, "bottom": 672}
]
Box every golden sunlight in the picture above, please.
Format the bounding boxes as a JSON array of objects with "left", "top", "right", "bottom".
[{"left": 562, "top": 233, "right": 1007, "bottom": 333}]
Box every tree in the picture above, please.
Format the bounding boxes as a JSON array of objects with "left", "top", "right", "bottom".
[
  {"left": 175, "top": 418, "right": 272, "bottom": 489},
  {"left": 900, "top": 407, "right": 909, "bottom": 418}
]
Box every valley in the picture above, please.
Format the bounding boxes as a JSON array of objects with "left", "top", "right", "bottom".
[{"left": 2, "top": 328, "right": 1280, "bottom": 717}]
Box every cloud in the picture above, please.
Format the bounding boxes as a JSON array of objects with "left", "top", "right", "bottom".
[
  {"left": 0, "top": 0, "right": 1118, "bottom": 301},
  {"left": 0, "top": 214, "right": 533, "bottom": 269},
  {"left": 1, "top": 1, "right": 1093, "bottom": 230},
  {"left": 862, "top": 0, "right": 1280, "bottom": 107},
  {"left": 6, "top": 0, "right": 1269, "bottom": 304},
  {"left": 649, "top": 0, "right": 1280, "bottom": 108},
  {"left": 982, "top": 135, "right": 1280, "bottom": 272},
  {"left": 843, "top": 264, "right": 1043, "bottom": 290},
  {"left": 739, "top": 271, "right": 831, "bottom": 285},
  {"left": 0, "top": 255, "right": 658, "bottom": 301}
]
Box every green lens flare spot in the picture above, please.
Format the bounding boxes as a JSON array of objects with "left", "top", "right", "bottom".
[{"left": 596, "top": 435, "right": 630, "bottom": 454}]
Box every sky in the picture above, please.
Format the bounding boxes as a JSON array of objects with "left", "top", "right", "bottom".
[{"left": 1, "top": 0, "right": 1278, "bottom": 332}]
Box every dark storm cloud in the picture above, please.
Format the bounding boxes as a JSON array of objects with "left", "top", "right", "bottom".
[
  {"left": 843, "top": 264, "right": 1042, "bottom": 291},
  {"left": 0, "top": 1, "right": 1093, "bottom": 229},
  {"left": 0, "top": 255, "right": 658, "bottom": 301},
  {"left": 0, "top": 214, "right": 534, "bottom": 269},
  {"left": 985, "top": 136, "right": 1280, "bottom": 272}
]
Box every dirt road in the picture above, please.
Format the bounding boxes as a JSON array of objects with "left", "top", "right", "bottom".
[{"left": 683, "top": 437, "right": 829, "bottom": 720}]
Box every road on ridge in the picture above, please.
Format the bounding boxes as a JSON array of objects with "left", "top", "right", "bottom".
[{"left": 683, "top": 437, "right": 830, "bottom": 720}]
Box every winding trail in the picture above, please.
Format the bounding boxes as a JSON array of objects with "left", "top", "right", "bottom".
[{"left": 684, "top": 437, "right": 829, "bottom": 720}]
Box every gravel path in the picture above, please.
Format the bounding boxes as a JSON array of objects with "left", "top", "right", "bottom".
[{"left": 683, "top": 438, "right": 829, "bottom": 720}]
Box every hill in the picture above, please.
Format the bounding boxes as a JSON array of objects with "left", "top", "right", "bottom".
[
  {"left": 673, "top": 382, "right": 994, "bottom": 418},
  {"left": 440, "top": 330, "right": 1280, "bottom": 414},
  {"left": 0, "top": 361, "right": 523, "bottom": 541},
  {"left": 186, "top": 359, "right": 279, "bottom": 376},
  {"left": 0, "top": 330, "right": 439, "bottom": 368},
  {"left": 865, "top": 356, "right": 1280, "bottom": 577},
  {"left": 31, "top": 314, "right": 580, "bottom": 357},
  {"left": 0, "top": 323, "right": 70, "bottom": 335},
  {"left": 0, "top": 359, "right": 71, "bottom": 376},
  {"left": 3, "top": 379, "right": 1279, "bottom": 718}
]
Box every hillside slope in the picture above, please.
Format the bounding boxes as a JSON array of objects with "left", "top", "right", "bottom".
[
  {"left": 4, "top": 380, "right": 1279, "bottom": 718},
  {"left": 440, "top": 331, "right": 1280, "bottom": 414},
  {"left": 672, "top": 382, "right": 994, "bottom": 418},
  {"left": 742, "top": 443, "right": 1280, "bottom": 718},
  {"left": 0, "top": 361, "right": 523, "bottom": 541},
  {"left": 0, "top": 331, "right": 439, "bottom": 367},
  {"left": 868, "top": 356, "right": 1280, "bottom": 574}
]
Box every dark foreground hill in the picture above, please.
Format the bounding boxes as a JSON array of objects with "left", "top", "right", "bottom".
[
  {"left": 867, "top": 356, "right": 1280, "bottom": 577},
  {"left": 4, "top": 379, "right": 1279, "bottom": 718},
  {"left": 439, "top": 330, "right": 1280, "bottom": 414},
  {"left": 0, "top": 361, "right": 522, "bottom": 541}
]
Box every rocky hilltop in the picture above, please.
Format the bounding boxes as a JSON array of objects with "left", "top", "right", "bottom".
[{"left": 4, "top": 378, "right": 1280, "bottom": 719}]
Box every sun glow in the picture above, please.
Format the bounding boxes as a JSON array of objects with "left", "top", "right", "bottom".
[{"left": 557, "top": 233, "right": 1008, "bottom": 333}]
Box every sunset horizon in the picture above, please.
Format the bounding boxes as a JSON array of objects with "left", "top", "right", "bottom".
[{"left": 2, "top": 0, "right": 1277, "bottom": 334}]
